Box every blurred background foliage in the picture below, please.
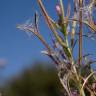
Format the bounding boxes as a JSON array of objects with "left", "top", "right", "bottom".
[{"left": 1, "top": 62, "right": 65, "bottom": 96}]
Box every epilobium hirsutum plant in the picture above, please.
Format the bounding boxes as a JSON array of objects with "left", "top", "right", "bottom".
[{"left": 17, "top": 0, "right": 96, "bottom": 95}]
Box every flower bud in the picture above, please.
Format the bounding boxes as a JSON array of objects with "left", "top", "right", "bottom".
[{"left": 56, "top": 5, "right": 62, "bottom": 16}]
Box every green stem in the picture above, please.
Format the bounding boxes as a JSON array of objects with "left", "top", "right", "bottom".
[{"left": 78, "top": 0, "right": 83, "bottom": 66}]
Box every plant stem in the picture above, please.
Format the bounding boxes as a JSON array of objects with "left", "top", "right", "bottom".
[
  {"left": 38, "top": 0, "right": 72, "bottom": 58},
  {"left": 79, "top": 0, "right": 83, "bottom": 66}
]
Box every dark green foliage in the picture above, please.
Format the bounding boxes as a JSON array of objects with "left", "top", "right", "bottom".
[{"left": 4, "top": 64, "right": 65, "bottom": 96}]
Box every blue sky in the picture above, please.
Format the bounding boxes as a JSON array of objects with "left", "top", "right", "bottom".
[
  {"left": 0, "top": 0, "right": 59, "bottom": 83},
  {"left": 0, "top": 0, "right": 96, "bottom": 84}
]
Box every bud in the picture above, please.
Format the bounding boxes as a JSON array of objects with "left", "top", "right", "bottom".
[{"left": 56, "top": 5, "right": 62, "bottom": 16}]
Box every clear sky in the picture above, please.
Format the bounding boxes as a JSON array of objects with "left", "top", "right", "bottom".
[{"left": 0, "top": 0, "right": 96, "bottom": 84}]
